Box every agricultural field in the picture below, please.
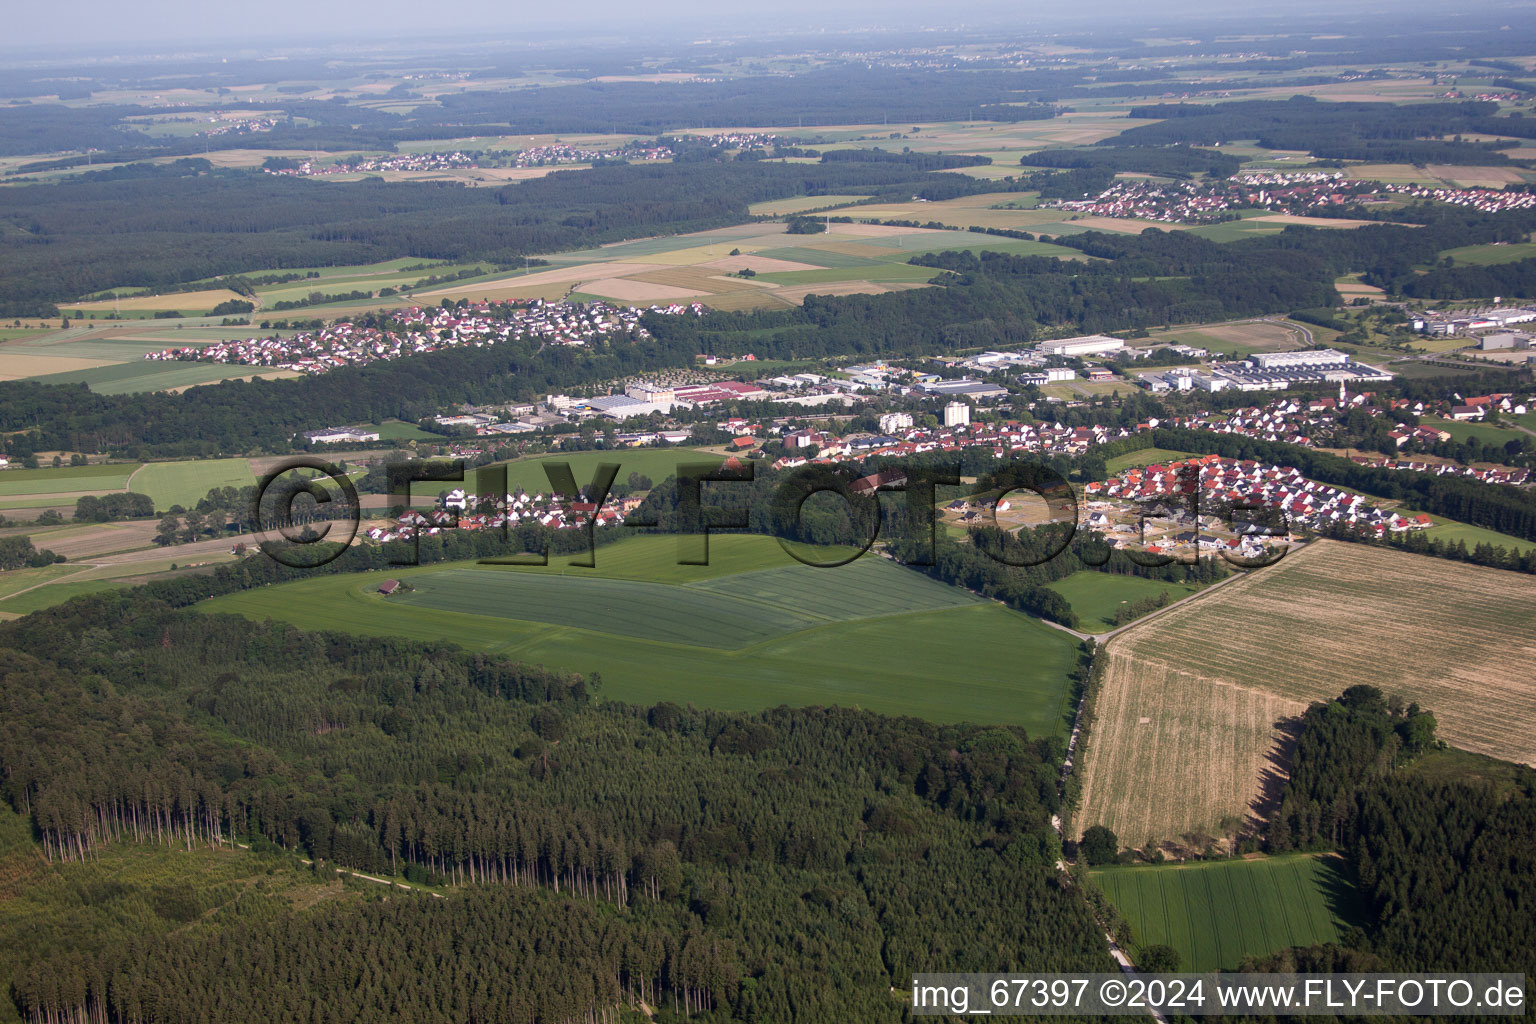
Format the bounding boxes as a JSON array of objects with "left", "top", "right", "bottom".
[
  {"left": 130, "top": 458, "right": 257, "bottom": 509},
  {"left": 1141, "top": 319, "right": 1311, "bottom": 358},
  {"left": 1095, "top": 855, "right": 1361, "bottom": 971},
  {"left": 0, "top": 326, "right": 295, "bottom": 393},
  {"left": 0, "top": 462, "right": 139, "bottom": 498},
  {"left": 1102, "top": 448, "right": 1202, "bottom": 474},
  {"left": 1044, "top": 571, "right": 1202, "bottom": 633},
  {"left": 1437, "top": 241, "right": 1536, "bottom": 266},
  {"left": 747, "top": 195, "right": 866, "bottom": 215},
  {"left": 1074, "top": 541, "right": 1536, "bottom": 847},
  {"left": 453, "top": 446, "right": 720, "bottom": 503},
  {"left": 199, "top": 533, "right": 1081, "bottom": 731},
  {"left": 1420, "top": 416, "right": 1526, "bottom": 447},
  {"left": 1420, "top": 516, "right": 1536, "bottom": 556},
  {"left": 411, "top": 219, "right": 1065, "bottom": 312}
]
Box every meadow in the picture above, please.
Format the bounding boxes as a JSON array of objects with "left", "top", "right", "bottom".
[
  {"left": 0, "top": 462, "right": 139, "bottom": 497},
  {"left": 1095, "top": 855, "right": 1361, "bottom": 971},
  {"left": 1043, "top": 571, "right": 1201, "bottom": 633},
  {"left": 199, "top": 534, "right": 1081, "bottom": 732},
  {"left": 1102, "top": 448, "right": 1201, "bottom": 474},
  {"left": 1074, "top": 541, "right": 1536, "bottom": 847},
  {"left": 130, "top": 458, "right": 257, "bottom": 509},
  {"left": 1420, "top": 416, "right": 1526, "bottom": 447},
  {"left": 457, "top": 447, "right": 721, "bottom": 502}
]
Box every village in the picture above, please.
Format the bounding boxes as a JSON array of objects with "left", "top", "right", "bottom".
[
  {"left": 144, "top": 298, "right": 706, "bottom": 375},
  {"left": 1043, "top": 170, "right": 1536, "bottom": 224}
]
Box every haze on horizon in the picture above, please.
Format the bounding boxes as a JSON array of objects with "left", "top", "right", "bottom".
[{"left": 9, "top": 0, "right": 1519, "bottom": 54}]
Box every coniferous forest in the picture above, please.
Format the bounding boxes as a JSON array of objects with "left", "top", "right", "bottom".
[{"left": 0, "top": 591, "right": 1109, "bottom": 1023}]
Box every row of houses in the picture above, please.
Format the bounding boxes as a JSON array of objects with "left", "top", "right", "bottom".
[
  {"left": 366, "top": 488, "right": 650, "bottom": 544},
  {"left": 145, "top": 299, "right": 705, "bottom": 375},
  {"left": 1085, "top": 455, "right": 1437, "bottom": 540}
]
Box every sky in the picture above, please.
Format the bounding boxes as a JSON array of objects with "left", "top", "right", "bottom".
[{"left": 5, "top": 0, "right": 1457, "bottom": 51}]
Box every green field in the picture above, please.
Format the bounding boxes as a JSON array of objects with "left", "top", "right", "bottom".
[
  {"left": 1044, "top": 571, "right": 1202, "bottom": 633},
  {"left": 29, "top": 359, "right": 285, "bottom": 395},
  {"left": 1102, "top": 448, "right": 1201, "bottom": 474},
  {"left": 1422, "top": 516, "right": 1536, "bottom": 556},
  {"left": 1095, "top": 855, "right": 1362, "bottom": 971},
  {"left": 0, "top": 462, "right": 140, "bottom": 496},
  {"left": 459, "top": 447, "right": 722, "bottom": 502},
  {"left": 0, "top": 563, "right": 87, "bottom": 600},
  {"left": 1438, "top": 241, "right": 1536, "bottom": 266},
  {"left": 199, "top": 534, "right": 1080, "bottom": 731},
  {"left": 747, "top": 195, "right": 865, "bottom": 215},
  {"left": 1421, "top": 416, "right": 1526, "bottom": 448},
  {"left": 0, "top": 577, "right": 129, "bottom": 615},
  {"left": 130, "top": 458, "right": 256, "bottom": 508},
  {"left": 372, "top": 420, "right": 438, "bottom": 441}
]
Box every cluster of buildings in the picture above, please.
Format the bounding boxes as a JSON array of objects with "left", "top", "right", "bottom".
[
  {"left": 366, "top": 487, "right": 650, "bottom": 545},
  {"left": 200, "top": 117, "right": 277, "bottom": 137},
  {"left": 264, "top": 142, "right": 678, "bottom": 178},
  {"left": 769, "top": 416, "right": 1156, "bottom": 471},
  {"left": 1415, "top": 304, "right": 1536, "bottom": 338},
  {"left": 1041, "top": 171, "right": 1536, "bottom": 226},
  {"left": 263, "top": 152, "right": 479, "bottom": 177},
  {"left": 1042, "top": 171, "right": 1378, "bottom": 224},
  {"left": 1381, "top": 183, "right": 1536, "bottom": 215},
  {"left": 1141, "top": 349, "right": 1393, "bottom": 393},
  {"left": 1084, "top": 454, "right": 1436, "bottom": 550},
  {"left": 144, "top": 300, "right": 704, "bottom": 375},
  {"left": 1174, "top": 389, "right": 1531, "bottom": 480}
]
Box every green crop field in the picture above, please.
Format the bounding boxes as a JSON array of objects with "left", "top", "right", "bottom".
[
  {"left": 1437, "top": 241, "right": 1536, "bottom": 266},
  {"left": 0, "top": 577, "right": 129, "bottom": 615},
  {"left": 199, "top": 534, "right": 1080, "bottom": 731},
  {"left": 1095, "top": 855, "right": 1362, "bottom": 971},
  {"left": 30, "top": 359, "right": 287, "bottom": 395},
  {"left": 457, "top": 447, "right": 722, "bottom": 502},
  {"left": 130, "top": 458, "right": 257, "bottom": 508},
  {"left": 0, "top": 462, "right": 140, "bottom": 496},
  {"left": 1102, "top": 448, "right": 1201, "bottom": 474},
  {"left": 1044, "top": 571, "right": 1201, "bottom": 633},
  {"left": 371, "top": 420, "right": 438, "bottom": 441},
  {"left": 1421, "top": 516, "right": 1536, "bottom": 556},
  {"left": 1421, "top": 416, "right": 1525, "bottom": 447}
]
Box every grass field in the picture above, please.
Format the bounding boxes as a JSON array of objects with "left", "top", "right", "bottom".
[
  {"left": 1044, "top": 571, "right": 1202, "bottom": 633},
  {"left": 1438, "top": 241, "right": 1536, "bottom": 266},
  {"left": 1075, "top": 541, "right": 1536, "bottom": 847},
  {"left": 1420, "top": 416, "right": 1526, "bottom": 447},
  {"left": 0, "top": 463, "right": 139, "bottom": 497},
  {"left": 459, "top": 447, "right": 721, "bottom": 502},
  {"left": 1422, "top": 516, "right": 1536, "bottom": 556},
  {"left": 1102, "top": 448, "right": 1202, "bottom": 475},
  {"left": 199, "top": 534, "right": 1080, "bottom": 731},
  {"left": 1144, "top": 319, "right": 1308, "bottom": 358},
  {"left": 1095, "top": 855, "right": 1361, "bottom": 971},
  {"left": 748, "top": 195, "right": 866, "bottom": 215},
  {"left": 130, "top": 459, "right": 257, "bottom": 509}
]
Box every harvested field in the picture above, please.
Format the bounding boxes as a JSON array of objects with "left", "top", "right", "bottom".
[
  {"left": 578, "top": 278, "right": 706, "bottom": 301},
  {"left": 1075, "top": 541, "right": 1536, "bottom": 847},
  {"left": 701, "top": 254, "right": 821, "bottom": 273},
  {"left": 773, "top": 281, "right": 922, "bottom": 303},
  {"left": 0, "top": 354, "right": 121, "bottom": 379},
  {"left": 1249, "top": 214, "right": 1393, "bottom": 229},
  {"left": 1075, "top": 656, "right": 1302, "bottom": 846},
  {"left": 72, "top": 288, "right": 248, "bottom": 313}
]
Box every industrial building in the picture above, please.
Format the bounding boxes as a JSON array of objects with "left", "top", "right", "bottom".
[{"left": 1035, "top": 334, "right": 1125, "bottom": 358}]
